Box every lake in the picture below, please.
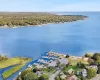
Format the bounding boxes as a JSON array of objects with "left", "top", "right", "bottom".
[{"left": 0, "top": 12, "right": 100, "bottom": 58}]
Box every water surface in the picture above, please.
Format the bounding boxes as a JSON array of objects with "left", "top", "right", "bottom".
[{"left": 0, "top": 12, "right": 100, "bottom": 58}]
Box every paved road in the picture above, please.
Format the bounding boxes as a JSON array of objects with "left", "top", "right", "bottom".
[
  {"left": 92, "top": 74, "right": 100, "bottom": 80},
  {"left": 49, "top": 69, "right": 61, "bottom": 80}
]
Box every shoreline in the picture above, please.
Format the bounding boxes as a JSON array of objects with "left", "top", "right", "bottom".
[{"left": 0, "top": 18, "right": 87, "bottom": 29}]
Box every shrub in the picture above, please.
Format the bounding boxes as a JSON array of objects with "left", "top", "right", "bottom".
[{"left": 87, "top": 68, "right": 97, "bottom": 79}]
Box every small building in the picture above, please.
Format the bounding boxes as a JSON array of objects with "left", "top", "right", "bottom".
[
  {"left": 82, "top": 69, "right": 87, "bottom": 78},
  {"left": 36, "top": 71, "right": 43, "bottom": 77},
  {"left": 60, "top": 72, "right": 67, "bottom": 79},
  {"left": 68, "top": 68, "right": 74, "bottom": 74}
]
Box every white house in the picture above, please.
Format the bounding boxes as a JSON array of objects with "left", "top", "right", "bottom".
[{"left": 82, "top": 69, "right": 87, "bottom": 77}]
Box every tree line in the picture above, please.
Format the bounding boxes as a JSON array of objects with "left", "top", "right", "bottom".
[{"left": 0, "top": 12, "right": 87, "bottom": 27}]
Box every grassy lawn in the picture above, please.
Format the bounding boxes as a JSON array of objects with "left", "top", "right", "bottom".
[
  {"left": 68, "top": 57, "right": 88, "bottom": 65},
  {"left": 65, "top": 65, "right": 82, "bottom": 71},
  {"left": 2, "top": 64, "right": 25, "bottom": 79},
  {"left": 0, "top": 57, "right": 32, "bottom": 69}
]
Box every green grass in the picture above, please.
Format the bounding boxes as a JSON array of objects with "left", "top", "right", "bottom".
[
  {"left": 65, "top": 65, "right": 81, "bottom": 71},
  {"left": 68, "top": 57, "right": 88, "bottom": 65},
  {"left": 2, "top": 64, "right": 25, "bottom": 79},
  {"left": 0, "top": 57, "right": 32, "bottom": 69}
]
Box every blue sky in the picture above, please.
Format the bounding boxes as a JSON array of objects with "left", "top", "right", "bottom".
[{"left": 0, "top": 0, "right": 100, "bottom": 12}]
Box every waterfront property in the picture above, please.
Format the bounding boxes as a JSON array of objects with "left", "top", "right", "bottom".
[{"left": 1, "top": 52, "right": 100, "bottom": 80}]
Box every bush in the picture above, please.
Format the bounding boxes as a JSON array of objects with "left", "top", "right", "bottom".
[
  {"left": 24, "top": 72, "right": 38, "bottom": 80},
  {"left": 87, "top": 68, "right": 97, "bottom": 79}
]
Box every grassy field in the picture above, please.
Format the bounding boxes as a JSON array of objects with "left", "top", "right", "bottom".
[
  {"left": 2, "top": 64, "right": 25, "bottom": 79},
  {"left": 0, "top": 57, "right": 32, "bottom": 69},
  {"left": 68, "top": 57, "right": 88, "bottom": 65}
]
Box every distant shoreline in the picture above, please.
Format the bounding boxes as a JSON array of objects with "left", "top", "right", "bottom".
[
  {"left": 0, "top": 18, "right": 87, "bottom": 28},
  {"left": 0, "top": 12, "right": 87, "bottom": 28}
]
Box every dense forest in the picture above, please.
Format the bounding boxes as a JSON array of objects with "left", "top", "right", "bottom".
[{"left": 0, "top": 12, "right": 87, "bottom": 28}]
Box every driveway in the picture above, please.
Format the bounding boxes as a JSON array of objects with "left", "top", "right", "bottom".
[{"left": 92, "top": 74, "right": 100, "bottom": 80}]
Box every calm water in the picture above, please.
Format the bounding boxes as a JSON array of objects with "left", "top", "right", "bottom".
[{"left": 0, "top": 12, "right": 100, "bottom": 58}]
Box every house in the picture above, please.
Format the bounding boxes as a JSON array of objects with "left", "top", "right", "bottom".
[
  {"left": 67, "top": 75, "right": 78, "bottom": 80},
  {"left": 28, "top": 64, "right": 32, "bottom": 68},
  {"left": 36, "top": 64, "right": 45, "bottom": 69},
  {"left": 77, "top": 71, "right": 81, "bottom": 76},
  {"left": 71, "top": 56, "right": 82, "bottom": 60},
  {"left": 82, "top": 69, "right": 87, "bottom": 78},
  {"left": 60, "top": 72, "right": 67, "bottom": 79},
  {"left": 59, "top": 58, "right": 68, "bottom": 65},
  {"left": 68, "top": 68, "right": 74, "bottom": 74},
  {"left": 36, "top": 71, "right": 43, "bottom": 77},
  {"left": 89, "top": 65, "right": 98, "bottom": 70},
  {"left": 48, "top": 61, "right": 57, "bottom": 67},
  {"left": 83, "top": 57, "right": 89, "bottom": 61}
]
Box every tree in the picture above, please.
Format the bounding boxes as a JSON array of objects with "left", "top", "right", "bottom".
[
  {"left": 97, "top": 66, "right": 100, "bottom": 74},
  {"left": 84, "top": 53, "right": 93, "bottom": 58},
  {"left": 21, "top": 69, "right": 31, "bottom": 80},
  {"left": 66, "top": 54, "right": 70, "bottom": 58},
  {"left": 24, "top": 72, "right": 38, "bottom": 80},
  {"left": 87, "top": 68, "right": 97, "bottom": 79},
  {"left": 77, "top": 62, "right": 86, "bottom": 68},
  {"left": 33, "top": 68, "right": 38, "bottom": 73},
  {"left": 92, "top": 53, "right": 100, "bottom": 60}
]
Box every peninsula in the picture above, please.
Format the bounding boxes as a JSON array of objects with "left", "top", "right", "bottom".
[{"left": 0, "top": 12, "right": 87, "bottom": 28}]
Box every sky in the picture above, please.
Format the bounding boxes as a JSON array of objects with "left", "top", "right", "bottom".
[{"left": 0, "top": 0, "right": 100, "bottom": 12}]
